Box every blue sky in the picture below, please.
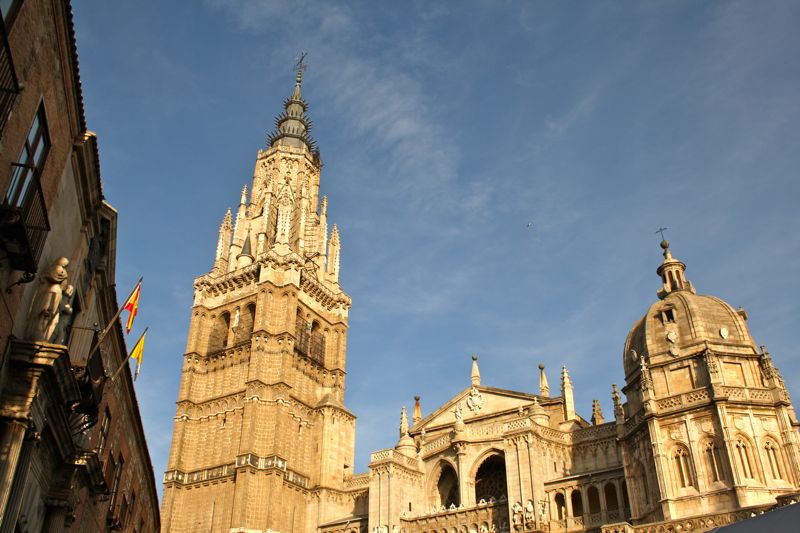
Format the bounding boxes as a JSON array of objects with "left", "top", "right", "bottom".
[{"left": 72, "top": 1, "right": 800, "bottom": 498}]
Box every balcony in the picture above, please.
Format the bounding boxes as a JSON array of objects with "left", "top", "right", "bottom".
[{"left": 1, "top": 162, "right": 50, "bottom": 273}]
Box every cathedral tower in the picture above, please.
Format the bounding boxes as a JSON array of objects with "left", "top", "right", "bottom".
[{"left": 161, "top": 70, "right": 356, "bottom": 532}]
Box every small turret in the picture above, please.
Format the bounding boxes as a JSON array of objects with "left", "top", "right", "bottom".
[
  {"left": 396, "top": 406, "right": 416, "bottom": 457},
  {"left": 656, "top": 239, "right": 695, "bottom": 299},
  {"left": 538, "top": 363, "right": 550, "bottom": 397},
  {"left": 530, "top": 397, "right": 550, "bottom": 426},
  {"left": 236, "top": 234, "right": 254, "bottom": 269}
]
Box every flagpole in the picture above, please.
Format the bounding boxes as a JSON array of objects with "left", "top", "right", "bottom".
[
  {"left": 110, "top": 327, "right": 148, "bottom": 383},
  {"left": 88, "top": 276, "right": 142, "bottom": 373}
]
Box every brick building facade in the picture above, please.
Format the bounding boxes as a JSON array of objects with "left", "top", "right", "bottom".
[{"left": 0, "top": 1, "right": 159, "bottom": 530}]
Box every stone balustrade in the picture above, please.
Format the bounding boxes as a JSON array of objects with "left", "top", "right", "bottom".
[{"left": 400, "top": 500, "right": 509, "bottom": 533}]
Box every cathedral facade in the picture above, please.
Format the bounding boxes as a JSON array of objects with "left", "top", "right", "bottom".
[{"left": 161, "top": 73, "right": 800, "bottom": 533}]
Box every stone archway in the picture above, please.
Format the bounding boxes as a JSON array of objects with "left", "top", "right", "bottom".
[
  {"left": 434, "top": 462, "right": 460, "bottom": 508},
  {"left": 474, "top": 454, "right": 508, "bottom": 502}
]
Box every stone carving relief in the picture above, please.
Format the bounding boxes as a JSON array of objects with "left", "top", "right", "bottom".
[
  {"left": 26, "top": 257, "right": 74, "bottom": 343},
  {"left": 466, "top": 386, "right": 484, "bottom": 412}
]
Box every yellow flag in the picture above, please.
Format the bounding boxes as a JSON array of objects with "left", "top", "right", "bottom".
[{"left": 129, "top": 328, "right": 148, "bottom": 380}]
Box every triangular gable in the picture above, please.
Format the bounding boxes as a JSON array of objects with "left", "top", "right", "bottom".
[{"left": 411, "top": 385, "right": 559, "bottom": 433}]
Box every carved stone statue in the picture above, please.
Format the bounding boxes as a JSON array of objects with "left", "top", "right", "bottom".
[
  {"left": 524, "top": 500, "right": 535, "bottom": 527},
  {"left": 453, "top": 404, "right": 463, "bottom": 422},
  {"left": 512, "top": 501, "right": 523, "bottom": 529},
  {"left": 26, "top": 257, "right": 74, "bottom": 343}
]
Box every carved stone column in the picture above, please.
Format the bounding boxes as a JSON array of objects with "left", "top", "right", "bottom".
[
  {"left": 0, "top": 420, "right": 28, "bottom": 527},
  {"left": 454, "top": 441, "right": 469, "bottom": 507}
]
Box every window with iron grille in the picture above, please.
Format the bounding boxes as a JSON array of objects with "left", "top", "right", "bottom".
[
  {"left": 97, "top": 408, "right": 111, "bottom": 454},
  {"left": 109, "top": 453, "right": 124, "bottom": 510},
  {"left": 1, "top": 102, "right": 50, "bottom": 271}
]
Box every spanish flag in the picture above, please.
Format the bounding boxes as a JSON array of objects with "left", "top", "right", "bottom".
[
  {"left": 122, "top": 280, "right": 141, "bottom": 334},
  {"left": 129, "top": 328, "right": 147, "bottom": 380}
]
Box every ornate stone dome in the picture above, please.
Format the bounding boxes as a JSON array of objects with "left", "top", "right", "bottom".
[{"left": 622, "top": 242, "right": 757, "bottom": 378}]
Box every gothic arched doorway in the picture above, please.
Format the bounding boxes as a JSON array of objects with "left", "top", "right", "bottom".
[
  {"left": 435, "top": 463, "right": 460, "bottom": 508},
  {"left": 474, "top": 454, "right": 508, "bottom": 502}
]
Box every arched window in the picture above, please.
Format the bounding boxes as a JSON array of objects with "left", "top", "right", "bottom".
[
  {"left": 587, "top": 486, "right": 600, "bottom": 514},
  {"left": 704, "top": 441, "right": 723, "bottom": 483},
  {"left": 570, "top": 489, "right": 583, "bottom": 517},
  {"left": 235, "top": 303, "right": 256, "bottom": 343},
  {"left": 604, "top": 483, "right": 618, "bottom": 511},
  {"left": 554, "top": 493, "right": 566, "bottom": 520},
  {"left": 436, "top": 464, "right": 459, "bottom": 508},
  {"left": 673, "top": 446, "right": 695, "bottom": 488},
  {"left": 474, "top": 454, "right": 507, "bottom": 502},
  {"left": 735, "top": 439, "right": 755, "bottom": 480},
  {"left": 210, "top": 312, "right": 231, "bottom": 351},
  {"left": 309, "top": 320, "right": 326, "bottom": 364},
  {"left": 295, "top": 309, "right": 310, "bottom": 356},
  {"left": 764, "top": 441, "right": 783, "bottom": 480}
]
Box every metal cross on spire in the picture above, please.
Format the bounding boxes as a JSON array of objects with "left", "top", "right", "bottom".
[
  {"left": 655, "top": 227, "right": 669, "bottom": 241},
  {"left": 294, "top": 51, "right": 308, "bottom": 74}
]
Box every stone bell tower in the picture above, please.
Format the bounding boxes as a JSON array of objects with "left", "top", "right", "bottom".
[{"left": 161, "top": 69, "right": 356, "bottom": 533}]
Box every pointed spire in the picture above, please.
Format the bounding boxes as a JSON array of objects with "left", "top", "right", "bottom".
[
  {"left": 591, "top": 399, "right": 604, "bottom": 425},
  {"left": 471, "top": 354, "right": 481, "bottom": 386},
  {"left": 538, "top": 363, "right": 550, "bottom": 397},
  {"left": 240, "top": 184, "right": 248, "bottom": 206},
  {"left": 612, "top": 384, "right": 624, "bottom": 420},
  {"left": 561, "top": 365, "right": 576, "bottom": 421},
  {"left": 400, "top": 406, "right": 409, "bottom": 437},
  {"left": 655, "top": 237, "right": 694, "bottom": 299},
  {"left": 292, "top": 64, "right": 303, "bottom": 100},
  {"left": 326, "top": 224, "right": 341, "bottom": 282},
  {"left": 266, "top": 66, "right": 317, "bottom": 153},
  {"left": 413, "top": 395, "right": 422, "bottom": 425},
  {"left": 561, "top": 365, "right": 572, "bottom": 390},
  {"left": 215, "top": 209, "right": 233, "bottom": 262},
  {"left": 319, "top": 195, "right": 329, "bottom": 256},
  {"left": 396, "top": 406, "right": 416, "bottom": 457}
]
